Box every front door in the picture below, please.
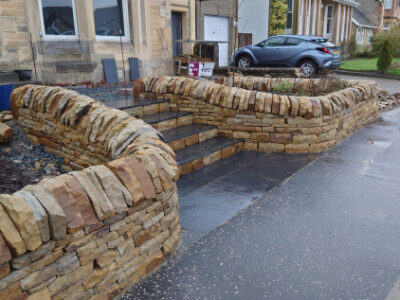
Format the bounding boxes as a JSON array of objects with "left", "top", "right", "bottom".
[{"left": 171, "top": 12, "right": 183, "bottom": 56}]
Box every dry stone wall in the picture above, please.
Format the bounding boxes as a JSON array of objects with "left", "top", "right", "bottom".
[
  {"left": 135, "top": 76, "right": 379, "bottom": 153},
  {"left": 0, "top": 86, "right": 180, "bottom": 299},
  {"left": 215, "top": 73, "right": 349, "bottom": 95}
]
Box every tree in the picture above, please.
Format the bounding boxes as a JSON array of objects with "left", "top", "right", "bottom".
[
  {"left": 377, "top": 39, "right": 392, "bottom": 73},
  {"left": 269, "top": 0, "right": 287, "bottom": 36}
]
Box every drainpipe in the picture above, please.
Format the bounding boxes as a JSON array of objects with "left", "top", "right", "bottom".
[{"left": 188, "top": 0, "right": 191, "bottom": 75}]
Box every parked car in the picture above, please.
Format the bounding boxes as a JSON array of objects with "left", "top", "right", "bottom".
[{"left": 232, "top": 35, "right": 340, "bottom": 78}]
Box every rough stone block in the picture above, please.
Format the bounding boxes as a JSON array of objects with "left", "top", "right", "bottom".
[
  {"left": 0, "top": 122, "right": 12, "bottom": 144},
  {"left": 90, "top": 165, "right": 131, "bottom": 214},
  {"left": 71, "top": 170, "right": 115, "bottom": 221},
  {"left": 0, "top": 194, "right": 42, "bottom": 251},
  {"left": 0, "top": 198, "right": 26, "bottom": 256},
  {"left": 23, "top": 185, "right": 66, "bottom": 241},
  {"left": 20, "top": 263, "right": 57, "bottom": 291},
  {"left": 48, "top": 262, "right": 93, "bottom": 295},
  {"left": 13, "top": 190, "right": 50, "bottom": 243}
]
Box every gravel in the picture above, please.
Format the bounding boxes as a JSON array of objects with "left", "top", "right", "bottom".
[{"left": 0, "top": 120, "right": 65, "bottom": 194}]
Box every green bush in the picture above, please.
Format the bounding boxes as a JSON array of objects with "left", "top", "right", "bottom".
[
  {"left": 370, "top": 25, "right": 400, "bottom": 58},
  {"left": 269, "top": 0, "right": 287, "bottom": 36},
  {"left": 273, "top": 80, "right": 294, "bottom": 94},
  {"left": 377, "top": 39, "right": 393, "bottom": 73}
]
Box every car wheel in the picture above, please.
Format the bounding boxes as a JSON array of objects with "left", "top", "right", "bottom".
[
  {"left": 237, "top": 56, "right": 252, "bottom": 68},
  {"left": 299, "top": 60, "right": 316, "bottom": 78}
]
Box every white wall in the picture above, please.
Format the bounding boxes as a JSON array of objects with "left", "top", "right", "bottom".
[{"left": 238, "top": 0, "right": 270, "bottom": 44}]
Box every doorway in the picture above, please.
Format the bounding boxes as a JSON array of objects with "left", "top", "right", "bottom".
[{"left": 171, "top": 12, "right": 183, "bottom": 56}]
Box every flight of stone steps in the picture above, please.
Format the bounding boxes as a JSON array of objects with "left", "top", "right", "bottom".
[{"left": 108, "top": 97, "right": 243, "bottom": 176}]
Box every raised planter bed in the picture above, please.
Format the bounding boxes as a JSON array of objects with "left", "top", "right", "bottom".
[{"left": 134, "top": 74, "right": 379, "bottom": 154}]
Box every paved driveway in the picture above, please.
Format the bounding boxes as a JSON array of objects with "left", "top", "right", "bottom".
[
  {"left": 120, "top": 107, "right": 400, "bottom": 300},
  {"left": 339, "top": 74, "right": 400, "bottom": 94}
]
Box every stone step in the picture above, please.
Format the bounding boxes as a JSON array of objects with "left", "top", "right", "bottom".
[
  {"left": 141, "top": 111, "right": 193, "bottom": 131},
  {"left": 106, "top": 97, "right": 169, "bottom": 117},
  {"left": 175, "top": 137, "right": 244, "bottom": 175},
  {"left": 161, "top": 124, "right": 218, "bottom": 151}
]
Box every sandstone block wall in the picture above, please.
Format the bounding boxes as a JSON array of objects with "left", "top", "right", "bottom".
[
  {"left": 135, "top": 76, "right": 379, "bottom": 153},
  {"left": 0, "top": 86, "right": 180, "bottom": 299}
]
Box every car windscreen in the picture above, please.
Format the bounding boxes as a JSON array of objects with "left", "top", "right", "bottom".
[{"left": 310, "top": 38, "right": 335, "bottom": 47}]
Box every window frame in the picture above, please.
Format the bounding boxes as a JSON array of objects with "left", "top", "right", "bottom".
[
  {"left": 323, "top": 4, "right": 333, "bottom": 39},
  {"left": 93, "top": 0, "right": 131, "bottom": 42},
  {"left": 286, "top": 0, "right": 293, "bottom": 30},
  {"left": 384, "top": 0, "right": 392, "bottom": 9},
  {"left": 38, "top": 0, "right": 79, "bottom": 40}
]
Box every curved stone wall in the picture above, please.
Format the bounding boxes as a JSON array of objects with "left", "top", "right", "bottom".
[
  {"left": 135, "top": 76, "right": 379, "bottom": 153},
  {"left": 215, "top": 73, "right": 349, "bottom": 95},
  {"left": 0, "top": 86, "right": 180, "bottom": 299}
]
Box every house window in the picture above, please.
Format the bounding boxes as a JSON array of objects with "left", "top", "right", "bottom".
[
  {"left": 356, "top": 27, "right": 364, "bottom": 44},
  {"left": 306, "top": 0, "right": 311, "bottom": 35},
  {"left": 93, "top": 0, "right": 130, "bottom": 40},
  {"left": 286, "top": 0, "right": 293, "bottom": 32},
  {"left": 38, "top": 0, "right": 78, "bottom": 38},
  {"left": 384, "top": 22, "right": 391, "bottom": 30},
  {"left": 324, "top": 5, "right": 333, "bottom": 39},
  {"left": 384, "top": 0, "right": 392, "bottom": 9}
]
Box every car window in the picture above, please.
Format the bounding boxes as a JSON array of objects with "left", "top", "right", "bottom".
[
  {"left": 263, "top": 37, "right": 286, "bottom": 47},
  {"left": 310, "top": 38, "right": 335, "bottom": 47},
  {"left": 285, "top": 37, "right": 303, "bottom": 46}
]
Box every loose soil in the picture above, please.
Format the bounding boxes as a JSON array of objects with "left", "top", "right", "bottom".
[{"left": 0, "top": 120, "right": 65, "bottom": 194}]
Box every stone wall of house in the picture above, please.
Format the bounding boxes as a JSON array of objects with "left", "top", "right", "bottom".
[
  {"left": 0, "top": 0, "right": 32, "bottom": 71},
  {"left": 135, "top": 76, "right": 379, "bottom": 154},
  {"left": 0, "top": 86, "right": 180, "bottom": 299}
]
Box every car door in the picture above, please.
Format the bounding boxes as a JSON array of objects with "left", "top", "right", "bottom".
[
  {"left": 250, "top": 36, "right": 287, "bottom": 66},
  {"left": 274, "top": 37, "right": 307, "bottom": 66}
]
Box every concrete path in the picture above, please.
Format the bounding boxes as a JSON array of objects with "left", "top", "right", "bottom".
[
  {"left": 339, "top": 74, "right": 400, "bottom": 94},
  {"left": 120, "top": 107, "right": 400, "bottom": 300}
]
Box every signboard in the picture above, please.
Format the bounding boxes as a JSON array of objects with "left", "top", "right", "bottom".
[{"left": 189, "top": 62, "right": 215, "bottom": 77}]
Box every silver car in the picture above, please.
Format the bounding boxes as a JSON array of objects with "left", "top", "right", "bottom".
[{"left": 232, "top": 35, "right": 341, "bottom": 78}]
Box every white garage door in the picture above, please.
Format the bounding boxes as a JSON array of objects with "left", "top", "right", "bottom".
[{"left": 204, "top": 15, "right": 229, "bottom": 67}]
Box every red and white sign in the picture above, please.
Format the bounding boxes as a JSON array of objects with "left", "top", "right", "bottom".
[{"left": 189, "top": 62, "right": 215, "bottom": 77}]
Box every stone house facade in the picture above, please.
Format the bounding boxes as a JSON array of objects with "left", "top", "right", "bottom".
[
  {"left": 286, "top": 0, "right": 358, "bottom": 45},
  {"left": 0, "top": 0, "right": 195, "bottom": 84},
  {"left": 352, "top": 6, "right": 378, "bottom": 47},
  {"left": 381, "top": 0, "right": 400, "bottom": 29}
]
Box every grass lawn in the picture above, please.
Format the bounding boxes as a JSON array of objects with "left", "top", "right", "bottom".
[{"left": 340, "top": 58, "right": 400, "bottom": 76}]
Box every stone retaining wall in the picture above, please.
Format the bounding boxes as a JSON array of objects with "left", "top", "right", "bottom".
[
  {"left": 215, "top": 73, "right": 349, "bottom": 95},
  {"left": 135, "top": 76, "right": 379, "bottom": 153},
  {"left": 0, "top": 86, "right": 180, "bottom": 299}
]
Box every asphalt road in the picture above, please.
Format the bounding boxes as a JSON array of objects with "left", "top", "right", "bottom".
[
  {"left": 120, "top": 110, "right": 400, "bottom": 300},
  {"left": 339, "top": 74, "right": 400, "bottom": 94}
]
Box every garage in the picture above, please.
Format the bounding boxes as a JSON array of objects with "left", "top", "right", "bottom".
[{"left": 204, "top": 15, "right": 229, "bottom": 66}]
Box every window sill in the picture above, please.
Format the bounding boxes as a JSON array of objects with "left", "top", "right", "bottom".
[
  {"left": 41, "top": 35, "right": 80, "bottom": 41},
  {"left": 95, "top": 36, "right": 131, "bottom": 43}
]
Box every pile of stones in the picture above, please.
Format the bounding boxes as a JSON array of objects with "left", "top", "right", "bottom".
[{"left": 378, "top": 91, "right": 400, "bottom": 110}]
